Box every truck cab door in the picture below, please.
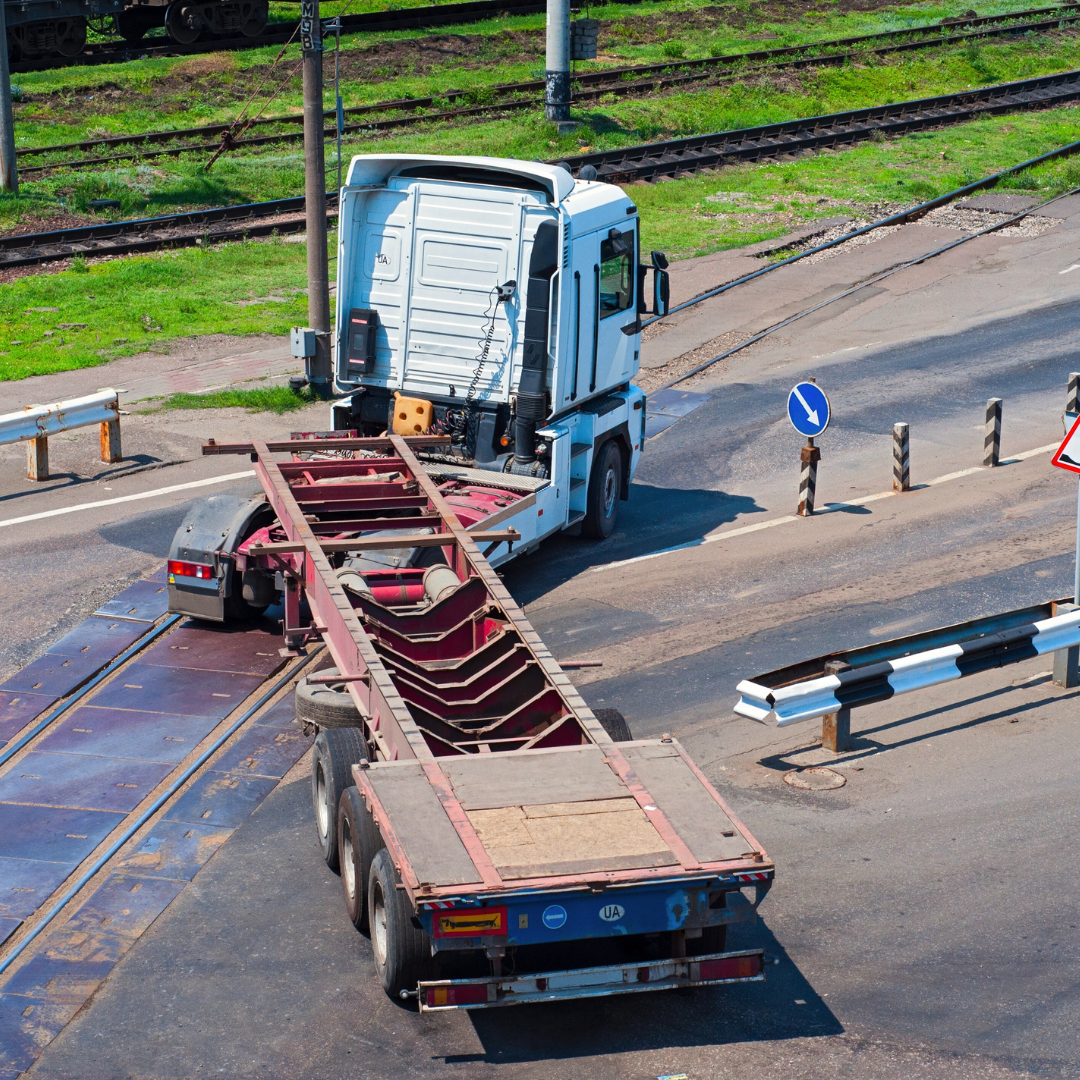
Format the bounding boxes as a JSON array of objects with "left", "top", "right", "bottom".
[{"left": 590, "top": 225, "right": 637, "bottom": 394}]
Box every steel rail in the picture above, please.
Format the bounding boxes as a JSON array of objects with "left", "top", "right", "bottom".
[
  {"left": 16, "top": 5, "right": 1080, "bottom": 176},
  {"left": 0, "top": 613, "right": 180, "bottom": 770},
  {"left": 560, "top": 68, "right": 1080, "bottom": 180},
  {"left": 0, "top": 646, "right": 322, "bottom": 976},
  {"left": 643, "top": 130, "right": 1080, "bottom": 332},
  {"left": 655, "top": 180, "right": 1080, "bottom": 392}
]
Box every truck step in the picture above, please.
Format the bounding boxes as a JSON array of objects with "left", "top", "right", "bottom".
[
  {"left": 564, "top": 510, "right": 586, "bottom": 527},
  {"left": 569, "top": 477, "right": 586, "bottom": 491},
  {"left": 570, "top": 442, "right": 591, "bottom": 457}
]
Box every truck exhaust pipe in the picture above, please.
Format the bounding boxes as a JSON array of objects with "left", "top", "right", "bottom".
[{"left": 514, "top": 220, "right": 560, "bottom": 470}]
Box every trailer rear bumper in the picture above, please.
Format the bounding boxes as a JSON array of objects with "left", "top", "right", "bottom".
[{"left": 417, "top": 948, "right": 764, "bottom": 1010}]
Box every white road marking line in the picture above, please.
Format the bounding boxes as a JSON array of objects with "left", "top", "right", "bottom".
[
  {"left": 0, "top": 471, "right": 256, "bottom": 530},
  {"left": 590, "top": 443, "right": 1059, "bottom": 573},
  {"left": 1060, "top": 264, "right": 1080, "bottom": 275}
]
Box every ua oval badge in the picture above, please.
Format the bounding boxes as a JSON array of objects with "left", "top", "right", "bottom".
[
  {"left": 598, "top": 903, "right": 625, "bottom": 923},
  {"left": 542, "top": 905, "right": 567, "bottom": 930}
]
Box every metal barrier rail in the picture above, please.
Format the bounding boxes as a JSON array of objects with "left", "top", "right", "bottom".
[
  {"left": 0, "top": 388, "right": 122, "bottom": 480},
  {"left": 734, "top": 597, "right": 1080, "bottom": 749}
]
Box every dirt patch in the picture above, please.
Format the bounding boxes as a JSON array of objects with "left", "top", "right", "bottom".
[{"left": 0, "top": 210, "right": 98, "bottom": 239}]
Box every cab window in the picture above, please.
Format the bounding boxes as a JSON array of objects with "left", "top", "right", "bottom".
[{"left": 599, "top": 229, "right": 634, "bottom": 318}]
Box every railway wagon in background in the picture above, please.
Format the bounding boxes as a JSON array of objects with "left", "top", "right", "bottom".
[{"left": 5, "top": 0, "right": 267, "bottom": 59}]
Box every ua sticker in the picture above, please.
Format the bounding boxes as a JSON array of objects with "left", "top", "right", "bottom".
[
  {"left": 598, "top": 903, "right": 625, "bottom": 922},
  {"left": 542, "top": 905, "right": 567, "bottom": 930}
]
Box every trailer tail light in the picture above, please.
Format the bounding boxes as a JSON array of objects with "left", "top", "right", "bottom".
[
  {"left": 168, "top": 560, "right": 214, "bottom": 580},
  {"left": 425, "top": 984, "right": 491, "bottom": 1008},
  {"left": 698, "top": 955, "right": 761, "bottom": 981}
]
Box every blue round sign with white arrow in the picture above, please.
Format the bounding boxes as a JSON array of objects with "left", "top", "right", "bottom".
[{"left": 787, "top": 381, "right": 831, "bottom": 438}]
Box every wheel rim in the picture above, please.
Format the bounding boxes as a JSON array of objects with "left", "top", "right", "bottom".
[
  {"left": 341, "top": 819, "right": 356, "bottom": 903},
  {"left": 315, "top": 762, "right": 329, "bottom": 841},
  {"left": 373, "top": 882, "right": 388, "bottom": 968},
  {"left": 602, "top": 464, "right": 618, "bottom": 518}
]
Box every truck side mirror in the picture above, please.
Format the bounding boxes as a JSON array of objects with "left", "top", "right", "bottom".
[{"left": 652, "top": 257, "right": 670, "bottom": 318}]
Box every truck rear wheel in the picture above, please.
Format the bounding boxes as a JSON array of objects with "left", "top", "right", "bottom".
[
  {"left": 369, "top": 848, "right": 433, "bottom": 1000},
  {"left": 311, "top": 728, "right": 368, "bottom": 871},
  {"left": 338, "top": 786, "right": 383, "bottom": 932},
  {"left": 582, "top": 440, "right": 623, "bottom": 539}
]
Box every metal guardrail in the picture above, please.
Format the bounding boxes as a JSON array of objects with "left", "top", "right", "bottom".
[
  {"left": 0, "top": 388, "right": 122, "bottom": 480},
  {"left": 734, "top": 598, "right": 1080, "bottom": 750}
]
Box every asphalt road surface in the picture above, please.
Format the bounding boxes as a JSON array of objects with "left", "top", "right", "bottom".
[{"left": 9, "top": 297, "right": 1080, "bottom": 1078}]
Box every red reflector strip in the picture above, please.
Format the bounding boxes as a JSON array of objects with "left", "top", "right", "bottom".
[
  {"left": 425, "top": 984, "right": 490, "bottom": 1007},
  {"left": 168, "top": 560, "right": 213, "bottom": 580},
  {"left": 698, "top": 955, "right": 761, "bottom": 981}
]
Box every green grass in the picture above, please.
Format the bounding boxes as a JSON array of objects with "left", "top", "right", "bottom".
[
  {"left": 0, "top": 239, "right": 312, "bottom": 380},
  {"left": 159, "top": 385, "right": 315, "bottom": 411}
]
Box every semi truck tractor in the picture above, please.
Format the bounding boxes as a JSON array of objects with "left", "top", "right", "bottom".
[{"left": 166, "top": 156, "right": 774, "bottom": 1008}]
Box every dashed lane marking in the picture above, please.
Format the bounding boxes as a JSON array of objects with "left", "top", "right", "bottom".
[{"left": 590, "top": 443, "right": 1060, "bottom": 573}]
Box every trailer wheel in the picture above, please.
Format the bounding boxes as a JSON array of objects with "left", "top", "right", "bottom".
[
  {"left": 311, "top": 728, "right": 368, "bottom": 871},
  {"left": 582, "top": 440, "right": 623, "bottom": 539},
  {"left": 369, "top": 848, "right": 433, "bottom": 1001},
  {"left": 338, "top": 786, "right": 383, "bottom": 932},
  {"left": 296, "top": 667, "right": 365, "bottom": 728},
  {"left": 594, "top": 708, "right": 632, "bottom": 742}
]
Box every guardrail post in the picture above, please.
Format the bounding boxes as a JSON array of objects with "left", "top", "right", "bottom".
[
  {"left": 821, "top": 660, "right": 851, "bottom": 752},
  {"left": 1068, "top": 373, "right": 1080, "bottom": 418},
  {"left": 26, "top": 437, "right": 47, "bottom": 481},
  {"left": 984, "top": 398, "right": 1002, "bottom": 467},
  {"left": 798, "top": 440, "right": 820, "bottom": 516},
  {"left": 100, "top": 418, "right": 122, "bottom": 464},
  {"left": 893, "top": 422, "right": 910, "bottom": 491},
  {"left": 1053, "top": 602, "right": 1080, "bottom": 688}
]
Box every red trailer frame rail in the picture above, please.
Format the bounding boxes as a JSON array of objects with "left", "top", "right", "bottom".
[{"left": 205, "top": 434, "right": 773, "bottom": 911}]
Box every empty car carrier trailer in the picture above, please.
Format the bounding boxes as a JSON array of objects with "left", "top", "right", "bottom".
[{"left": 166, "top": 155, "right": 774, "bottom": 1009}]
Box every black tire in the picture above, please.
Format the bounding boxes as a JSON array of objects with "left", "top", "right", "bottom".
[
  {"left": 311, "top": 728, "right": 368, "bottom": 871},
  {"left": 582, "top": 440, "right": 623, "bottom": 539},
  {"left": 688, "top": 924, "right": 727, "bottom": 956},
  {"left": 296, "top": 667, "right": 365, "bottom": 728},
  {"left": 594, "top": 707, "right": 632, "bottom": 742},
  {"left": 338, "top": 786, "right": 384, "bottom": 932},
  {"left": 368, "top": 848, "right": 433, "bottom": 1001},
  {"left": 113, "top": 10, "right": 148, "bottom": 40},
  {"left": 164, "top": 2, "right": 200, "bottom": 43}
]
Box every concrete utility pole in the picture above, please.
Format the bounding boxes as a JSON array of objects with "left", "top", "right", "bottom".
[
  {"left": 301, "top": 0, "right": 331, "bottom": 393},
  {"left": 544, "top": 0, "right": 570, "bottom": 126},
  {"left": 0, "top": 0, "right": 19, "bottom": 193}
]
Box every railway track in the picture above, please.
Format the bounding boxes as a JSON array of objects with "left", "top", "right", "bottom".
[
  {"left": 7, "top": 67, "right": 1080, "bottom": 270},
  {"left": 0, "top": 572, "right": 323, "bottom": 1075},
  {"left": 16, "top": 4, "right": 1080, "bottom": 178}
]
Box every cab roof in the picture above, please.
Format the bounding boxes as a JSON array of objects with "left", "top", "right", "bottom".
[{"left": 345, "top": 154, "right": 578, "bottom": 207}]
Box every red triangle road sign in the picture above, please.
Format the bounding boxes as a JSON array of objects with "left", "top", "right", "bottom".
[{"left": 1053, "top": 413, "right": 1080, "bottom": 474}]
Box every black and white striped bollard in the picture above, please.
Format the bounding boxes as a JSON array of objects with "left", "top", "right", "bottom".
[
  {"left": 893, "top": 422, "right": 910, "bottom": 491},
  {"left": 798, "top": 440, "right": 820, "bottom": 516},
  {"left": 1067, "top": 372, "right": 1080, "bottom": 418},
  {"left": 984, "top": 398, "right": 1002, "bottom": 467}
]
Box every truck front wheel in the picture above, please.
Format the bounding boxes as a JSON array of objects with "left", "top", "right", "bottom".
[
  {"left": 583, "top": 440, "right": 623, "bottom": 539},
  {"left": 369, "top": 848, "right": 434, "bottom": 1000}
]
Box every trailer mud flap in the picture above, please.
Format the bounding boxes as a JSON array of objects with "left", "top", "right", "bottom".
[{"left": 418, "top": 948, "right": 764, "bottom": 1010}]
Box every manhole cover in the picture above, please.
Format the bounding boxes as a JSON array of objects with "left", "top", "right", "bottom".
[{"left": 784, "top": 767, "right": 846, "bottom": 791}]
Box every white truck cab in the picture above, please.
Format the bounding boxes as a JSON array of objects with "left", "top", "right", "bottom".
[{"left": 328, "top": 154, "right": 669, "bottom": 556}]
